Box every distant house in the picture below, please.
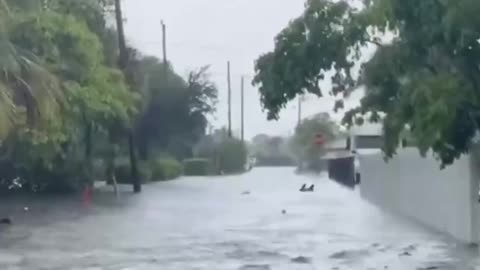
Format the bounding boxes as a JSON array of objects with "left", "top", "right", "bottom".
[
  {"left": 349, "top": 123, "right": 383, "bottom": 150},
  {"left": 323, "top": 123, "right": 383, "bottom": 189},
  {"left": 324, "top": 123, "right": 383, "bottom": 156}
]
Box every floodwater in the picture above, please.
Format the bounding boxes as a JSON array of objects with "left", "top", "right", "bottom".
[{"left": 0, "top": 167, "right": 479, "bottom": 270}]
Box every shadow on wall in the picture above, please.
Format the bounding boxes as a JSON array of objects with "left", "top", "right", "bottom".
[
  {"left": 326, "top": 156, "right": 357, "bottom": 189},
  {"left": 324, "top": 134, "right": 381, "bottom": 189}
]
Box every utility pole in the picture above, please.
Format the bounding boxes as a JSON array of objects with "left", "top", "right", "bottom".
[
  {"left": 161, "top": 20, "right": 168, "bottom": 85},
  {"left": 227, "top": 61, "right": 232, "bottom": 138},
  {"left": 297, "top": 95, "right": 303, "bottom": 127},
  {"left": 114, "top": 0, "right": 141, "bottom": 193},
  {"left": 240, "top": 76, "right": 245, "bottom": 142}
]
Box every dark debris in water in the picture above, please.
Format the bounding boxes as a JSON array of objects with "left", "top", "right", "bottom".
[
  {"left": 238, "top": 264, "right": 271, "bottom": 270},
  {"left": 399, "top": 244, "right": 418, "bottom": 256},
  {"left": 0, "top": 218, "right": 12, "bottom": 225},
  {"left": 329, "top": 249, "right": 370, "bottom": 260},
  {"left": 290, "top": 256, "right": 312, "bottom": 264},
  {"left": 416, "top": 261, "right": 455, "bottom": 270}
]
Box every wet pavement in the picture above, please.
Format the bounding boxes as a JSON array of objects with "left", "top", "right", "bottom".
[{"left": 0, "top": 167, "right": 479, "bottom": 269}]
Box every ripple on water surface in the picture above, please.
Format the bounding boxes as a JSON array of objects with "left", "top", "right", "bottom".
[{"left": 0, "top": 168, "right": 478, "bottom": 269}]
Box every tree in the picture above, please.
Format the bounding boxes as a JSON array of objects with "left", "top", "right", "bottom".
[
  {"left": 291, "top": 113, "right": 339, "bottom": 171},
  {"left": 0, "top": 0, "right": 138, "bottom": 192},
  {"left": 250, "top": 134, "right": 295, "bottom": 166},
  {"left": 253, "top": 0, "right": 480, "bottom": 167},
  {"left": 0, "top": 0, "right": 218, "bottom": 192},
  {"left": 0, "top": 1, "right": 63, "bottom": 141},
  {"left": 195, "top": 128, "right": 247, "bottom": 174},
  {"left": 113, "top": 0, "right": 143, "bottom": 193},
  {"left": 135, "top": 60, "right": 218, "bottom": 161}
]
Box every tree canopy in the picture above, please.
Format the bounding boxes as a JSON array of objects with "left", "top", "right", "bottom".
[
  {"left": 253, "top": 0, "right": 480, "bottom": 167},
  {"left": 250, "top": 134, "right": 295, "bottom": 166},
  {"left": 291, "top": 113, "right": 340, "bottom": 164},
  {"left": 135, "top": 58, "right": 218, "bottom": 160},
  {"left": 0, "top": 0, "right": 219, "bottom": 192}
]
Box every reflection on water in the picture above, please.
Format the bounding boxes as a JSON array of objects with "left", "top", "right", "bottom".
[{"left": 0, "top": 167, "right": 478, "bottom": 269}]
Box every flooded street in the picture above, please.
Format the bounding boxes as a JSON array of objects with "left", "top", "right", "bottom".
[{"left": 0, "top": 167, "right": 479, "bottom": 269}]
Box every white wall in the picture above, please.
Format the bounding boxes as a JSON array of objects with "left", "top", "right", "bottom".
[{"left": 359, "top": 148, "right": 480, "bottom": 243}]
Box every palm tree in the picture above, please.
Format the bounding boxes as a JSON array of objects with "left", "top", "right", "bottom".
[{"left": 0, "top": 0, "right": 62, "bottom": 141}]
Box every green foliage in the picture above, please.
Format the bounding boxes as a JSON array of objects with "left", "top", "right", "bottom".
[
  {"left": 250, "top": 134, "right": 295, "bottom": 166},
  {"left": 150, "top": 157, "right": 183, "bottom": 181},
  {"left": 217, "top": 136, "right": 248, "bottom": 174},
  {"left": 112, "top": 157, "right": 132, "bottom": 184},
  {"left": 0, "top": 0, "right": 216, "bottom": 192},
  {"left": 183, "top": 158, "right": 212, "bottom": 176},
  {"left": 113, "top": 156, "right": 182, "bottom": 183},
  {"left": 11, "top": 11, "right": 102, "bottom": 81},
  {"left": 253, "top": 0, "right": 480, "bottom": 167},
  {"left": 113, "top": 157, "right": 151, "bottom": 184},
  {"left": 253, "top": 0, "right": 361, "bottom": 120},
  {"left": 136, "top": 61, "right": 218, "bottom": 161},
  {"left": 0, "top": 6, "right": 63, "bottom": 139},
  {"left": 92, "top": 158, "right": 106, "bottom": 180},
  {"left": 194, "top": 129, "right": 248, "bottom": 175},
  {"left": 0, "top": 0, "right": 139, "bottom": 192},
  {"left": 292, "top": 113, "right": 340, "bottom": 164}
]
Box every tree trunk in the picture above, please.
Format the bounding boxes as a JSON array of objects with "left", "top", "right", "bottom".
[
  {"left": 129, "top": 132, "right": 141, "bottom": 193},
  {"left": 106, "top": 137, "right": 119, "bottom": 198},
  {"left": 138, "top": 133, "right": 149, "bottom": 161},
  {"left": 115, "top": 0, "right": 141, "bottom": 193},
  {"left": 112, "top": 173, "right": 119, "bottom": 197},
  {"left": 84, "top": 120, "right": 93, "bottom": 185}
]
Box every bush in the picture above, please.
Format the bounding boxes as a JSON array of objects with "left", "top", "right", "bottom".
[
  {"left": 150, "top": 157, "right": 183, "bottom": 181},
  {"left": 183, "top": 158, "right": 212, "bottom": 176},
  {"left": 113, "top": 157, "right": 151, "bottom": 184},
  {"left": 193, "top": 133, "right": 248, "bottom": 175},
  {"left": 218, "top": 137, "right": 247, "bottom": 174},
  {"left": 113, "top": 158, "right": 132, "bottom": 184},
  {"left": 92, "top": 158, "right": 106, "bottom": 180}
]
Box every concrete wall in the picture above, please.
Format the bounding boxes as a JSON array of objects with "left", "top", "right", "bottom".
[
  {"left": 359, "top": 148, "right": 480, "bottom": 243},
  {"left": 355, "top": 136, "right": 384, "bottom": 149}
]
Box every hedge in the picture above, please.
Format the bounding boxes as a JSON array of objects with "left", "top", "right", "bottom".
[
  {"left": 183, "top": 158, "right": 212, "bottom": 176},
  {"left": 150, "top": 157, "right": 183, "bottom": 181}
]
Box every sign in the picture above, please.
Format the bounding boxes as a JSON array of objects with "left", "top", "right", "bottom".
[{"left": 314, "top": 133, "right": 326, "bottom": 145}]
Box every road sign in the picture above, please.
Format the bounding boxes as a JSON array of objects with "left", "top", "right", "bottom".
[{"left": 314, "top": 133, "right": 326, "bottom": 145}]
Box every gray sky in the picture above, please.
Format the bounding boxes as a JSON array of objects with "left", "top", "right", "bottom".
[{"left": 123, "top": 0, "right": 362, "bottom": 139}]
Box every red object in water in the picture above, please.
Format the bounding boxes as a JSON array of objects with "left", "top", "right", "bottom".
[
  {"left": 82, "top": 185, "right": 92, "bottom": 207},
  {"left": 314, "top": 133, "right": 326, "bottom": 145}
]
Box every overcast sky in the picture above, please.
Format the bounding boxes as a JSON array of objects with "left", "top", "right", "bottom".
[{"left": 123, "top": 0, "right": 363, "bottom": 139}]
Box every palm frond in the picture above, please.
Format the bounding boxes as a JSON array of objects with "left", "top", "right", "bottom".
[
  {"left": 0, "top": 80, "right": 16, "bottom": 141},
  {"left": 0, "top": 34, "right": 62, "bottom": 131}
]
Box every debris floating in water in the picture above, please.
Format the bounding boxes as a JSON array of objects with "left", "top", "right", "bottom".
[
  {"left": 290, "top": 256, "right": 312, "bottom": 264},
  {"left": 300, "top": 184, "right": 315, "bottom": 192},
  {"left": 0, "top": 218, "right": 12, "bottom": 225}
]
